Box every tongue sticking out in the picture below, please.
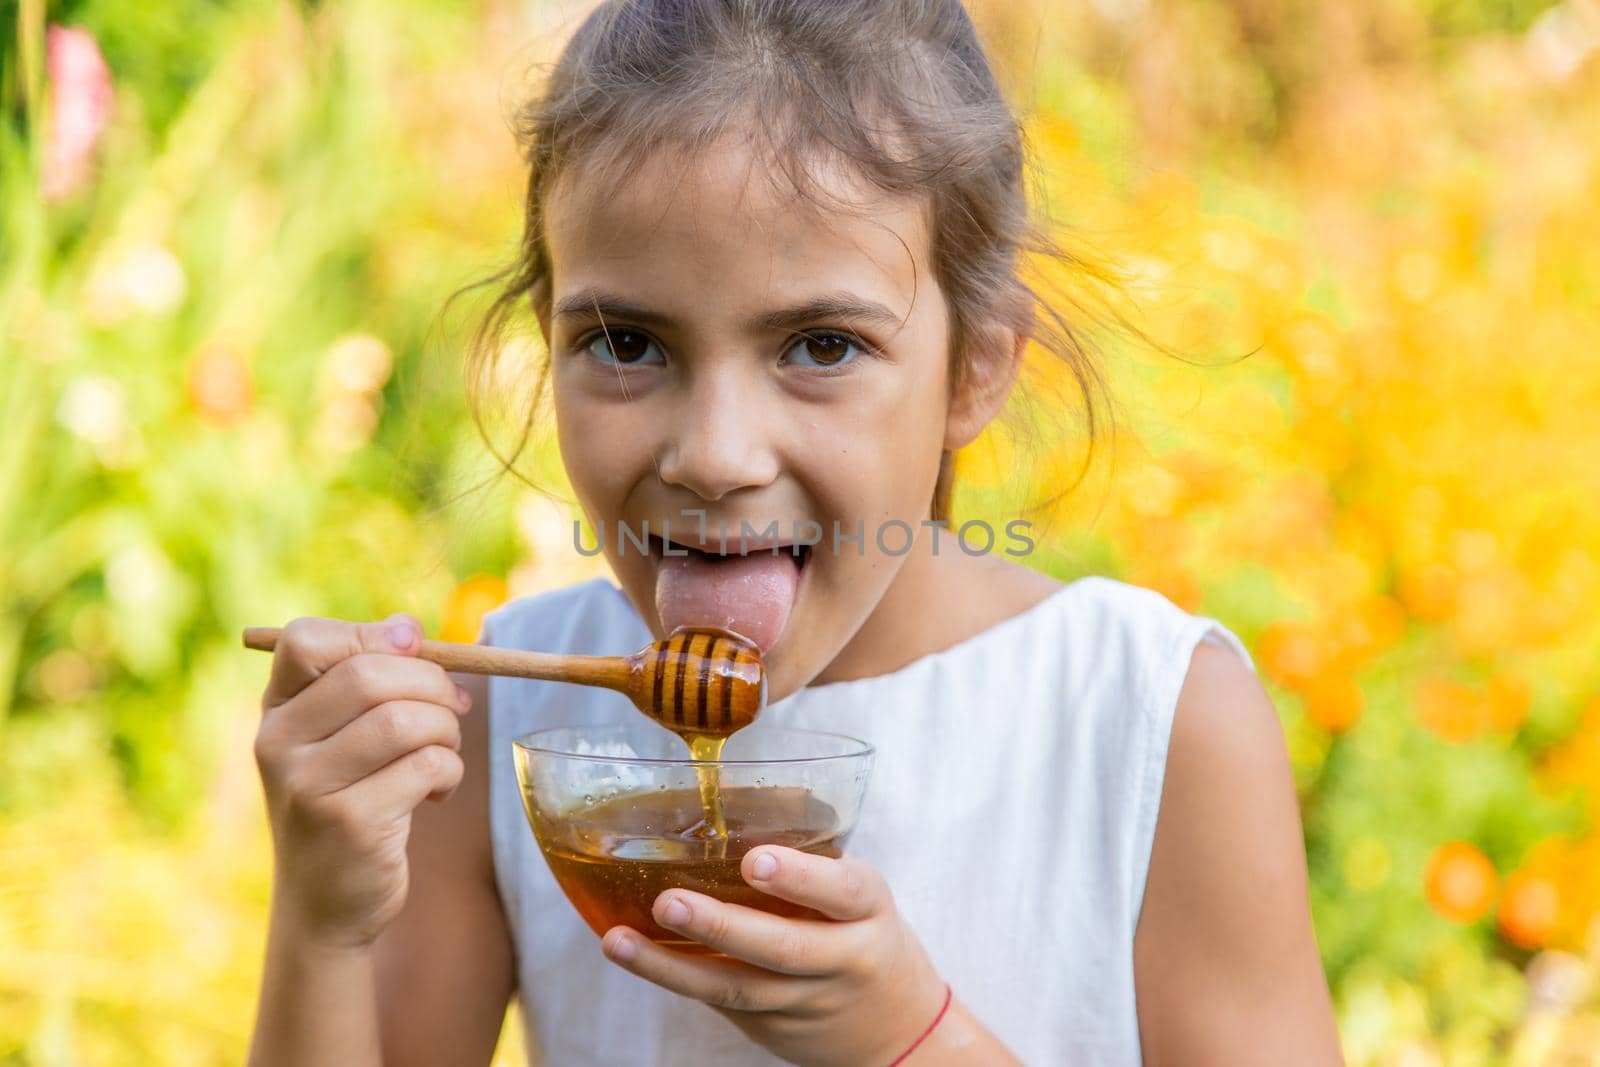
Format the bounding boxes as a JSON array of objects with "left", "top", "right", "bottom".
[{"left": 655, "top": 549, "right": 799, "bottom": 654}]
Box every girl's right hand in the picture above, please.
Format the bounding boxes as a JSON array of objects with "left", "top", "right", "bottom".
[{"left": 252, "top": 613, "right": 473, "bottom": 950}]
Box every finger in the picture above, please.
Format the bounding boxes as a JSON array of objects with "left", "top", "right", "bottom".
[
  {"left": 742, "top": 848, "right": 888, "bottom": 922},
  {"left": 329, "top": 743, "right": 465, "bottom": 824},
  {"left": 264, "top": 614, "right": 423, "bottom": 709},
  {"left": 268, "top": 653, "right": 470, "bottom": 747},
  {"left": 651, "top": 889, "right": 861, "bottom": 976},
  {"left": 298, "top": 700, "right": 464, "bottom": 794},
  {"left": 600, "top": 926, "right": 819, "bottom": 1013}
]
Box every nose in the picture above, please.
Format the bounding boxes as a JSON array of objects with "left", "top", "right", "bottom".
[{"left": 654, "top": 366, "right": 780, "bottom": 502}]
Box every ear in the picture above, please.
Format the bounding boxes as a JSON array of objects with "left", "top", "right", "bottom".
[{"left": 944, "top": 324, "right": 1027, "bottom": 451}]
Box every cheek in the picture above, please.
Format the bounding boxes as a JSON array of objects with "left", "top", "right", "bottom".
[
  {"left": 553, "top": 384, "right": 639, "bottom": 511},
  {"left": 873, "top": 353, "right": 951, "bottom": 466},
  {"left": 810, "top": 385, "right": 948, "bottom": 527}
]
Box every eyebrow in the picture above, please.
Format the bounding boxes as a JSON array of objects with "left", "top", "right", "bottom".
[{"left": 551, "top": 288, "right": 907, "bottom": 333}]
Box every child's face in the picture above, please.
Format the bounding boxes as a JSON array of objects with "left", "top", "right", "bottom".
[{"left": 539, "top": 138, "right": 962, "bottom": 696}]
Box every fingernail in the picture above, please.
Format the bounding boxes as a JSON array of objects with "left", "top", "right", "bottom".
[
  {"left": 751, "top": 852, "right": 778, "bottom": 881},
  {"left": 455, "top": 683, "right": 473, "bottom": 710},
  {"left": 661, "top": 896, "right": 690, "bottom": 926},
  {"left": 387, "top": 622, "right": 416, "bottom": 650},
  {"left": 607, "top": 931, "right": 637, "bottom": 962}
]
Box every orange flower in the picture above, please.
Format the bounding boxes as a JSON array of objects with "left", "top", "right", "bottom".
[
  {"left": 441, "top": 574, "right": 509, "bottom": 644},
  {"left": 1397, "top": 562, "right": 1458, "bottom": 623},
  {"left": 1324, "top": 595, "right": 1406, "bottom": 673},
  {"left": 1497, "top": 870, "right": 1561, "bottom": 950},
  {"left": 186, "top": 345, "right": 254, "bottom": 427},
  {"left": 1486, "top": 672, "right": 1532, "bottom": 734},
  {"left": 1355, "top": 595, "right": 1406, "bottom": 658},
  {"left": 1303, "top": 673, "right": 1363, "bottom": 734},
  {"left": 1416, "top": 676, "right": 1486, "bottom": 743},
  {"left": 1256, "top": 620, "right": 1326, "bottom": 691},
  {"left": 1424, "top": 841, "right": 1497, "bottom": 924}
]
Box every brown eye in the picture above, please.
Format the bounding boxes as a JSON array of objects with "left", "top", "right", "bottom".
[
  {"left": 785, "top": 332, "right": 862, "bottom": 368},
  {"left": 586, "top": 329, "right": 662, "bottom": 365}
]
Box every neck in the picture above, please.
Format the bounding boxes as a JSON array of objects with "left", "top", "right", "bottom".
[{"left": 808, "top": 530, "right": 1064, "bottom": 686}]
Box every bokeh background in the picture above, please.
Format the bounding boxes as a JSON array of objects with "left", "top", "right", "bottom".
[{"left": 3, "top": 0, "right": 1599, "bottom": 1063}]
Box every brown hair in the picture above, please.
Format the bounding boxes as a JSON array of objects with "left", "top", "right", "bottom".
[{"left": 448, "top": 0, "right": 1150, "bottom": 523}]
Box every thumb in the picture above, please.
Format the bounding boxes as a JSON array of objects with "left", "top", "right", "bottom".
[{"left": 262, "top": 613, "right": 423, "bottom": 710}]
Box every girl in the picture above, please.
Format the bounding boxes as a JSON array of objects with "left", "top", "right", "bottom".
[{"left": 248, "top": 2, "right": 1343, "bottom": 1064}]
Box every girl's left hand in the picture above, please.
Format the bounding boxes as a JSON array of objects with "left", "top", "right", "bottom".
[{"left": 600, "top": 847, "right": 948, "bottom": 1067}]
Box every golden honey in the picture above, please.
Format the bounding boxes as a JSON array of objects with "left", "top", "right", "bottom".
[{"left": 532, "top": 785, "right": 847, "bottom": 950}]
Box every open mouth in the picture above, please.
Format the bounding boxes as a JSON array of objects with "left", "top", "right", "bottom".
[{"left": 647, "top": 533, "right": 811, "bottom": 572}]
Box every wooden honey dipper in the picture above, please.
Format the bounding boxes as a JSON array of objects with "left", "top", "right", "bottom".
[{"left": 241, "top": 626, "right": 767, "bottom": 737}]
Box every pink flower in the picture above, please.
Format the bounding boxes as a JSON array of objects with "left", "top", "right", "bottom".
[{"left": 41, "top": 25, "right": 114, "bottom": 202}]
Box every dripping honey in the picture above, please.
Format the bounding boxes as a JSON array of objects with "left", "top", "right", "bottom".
[
  {"left": 648, "top": 628, "right": 765, "bottom": 856},
  {"left": 686, "top": 734, "right": 730, "bottom": 848}
]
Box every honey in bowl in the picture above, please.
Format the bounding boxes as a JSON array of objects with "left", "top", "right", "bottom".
[
  {"left": 513, "top": 724, "right": 874, "bottom": 950},
  {"left": 538, "top": 785, "right": 846, "bottom": 950}
]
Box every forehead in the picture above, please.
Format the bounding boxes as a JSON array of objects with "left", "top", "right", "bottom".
[{"left": 542, "top": 135, "right": 935, "bottom": 316}]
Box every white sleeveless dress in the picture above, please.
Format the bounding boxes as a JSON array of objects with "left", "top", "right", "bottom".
[{"left": 483, "top": 575, "right": 1252, "bottom": 1067}]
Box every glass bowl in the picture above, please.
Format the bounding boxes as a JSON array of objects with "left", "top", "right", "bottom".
[{"left": 513, "top": 724, "right": 874, "bottom": 950}]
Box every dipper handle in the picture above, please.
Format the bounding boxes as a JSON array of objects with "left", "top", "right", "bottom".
[
  {"left": 242, "top": 627, "right": 631, "bottom": 688},
  {"left": 241, "top": 625, "right": 765, "bottom": 735}
]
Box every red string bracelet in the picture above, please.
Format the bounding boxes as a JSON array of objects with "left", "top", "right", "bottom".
[{"left": 887, "top": 982, "right": 953, "bottom": 1066}]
